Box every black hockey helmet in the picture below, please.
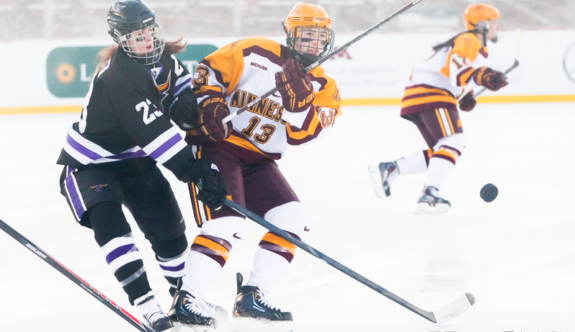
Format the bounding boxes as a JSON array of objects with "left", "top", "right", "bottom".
[{"left": 107, "top": 0, "right": 165, "bottom": 65}]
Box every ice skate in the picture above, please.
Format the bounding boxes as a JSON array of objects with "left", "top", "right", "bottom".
[
  {"left": 134, "top": 292, "right": 174, "bottom": 332},
  {"left": 232, "top": 273, "right": 292, "bottom": 332},
  {"left": 415, "top": 186, "right": 451, "bottom": 214},
  {"left": 168, "top": 290, "right": 216, "bottom": 332},
  {"left": 368, "top": 161, "right": 399, "bottom": 198}
]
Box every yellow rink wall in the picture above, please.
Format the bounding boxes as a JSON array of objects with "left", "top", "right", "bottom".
[{"left": 2, "top": 95, "right": 574, "bottom": 115}]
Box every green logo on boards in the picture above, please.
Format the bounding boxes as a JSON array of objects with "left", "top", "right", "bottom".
[{"left": 46, "top": 44, "right": 218, "bottom": 98}]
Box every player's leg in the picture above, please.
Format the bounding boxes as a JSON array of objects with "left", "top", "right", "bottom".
[
  {"left": 121, "top": 158, "right": 187, "bottom": 296},
  {"left": 170, "top": 147, "right": 246, "bottom": 327},
  {"left": 416, "top": 107, "right": 466, "bottom": 213},
  {"left": 369, "top": 113, "right": 433, "bottom": 198},
  {"left": 233, "top": 162, "right": 305, "bottom": 323},
  {"left": 59, "top": 166, "right": 172, "bottom": 331}
]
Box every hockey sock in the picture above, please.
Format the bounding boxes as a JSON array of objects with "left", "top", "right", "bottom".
[
  {"left": 396, "top": 149, "right": 431, "bottom": 175},
  {"left": 424, "top": 149, "right": 458, "bottom": 192},
  {"left": 152, "top": 233, "right": 188, "bottom": 297},
  {"left": 89, "top": 202, "right": 152, "bottom": 305},
  {"left": 180, "top": 235, "right": 231, "bottom": 298},
  {"left": 101, "top": 234, "right": 151, "bottom": 304},
  {"left": 246, "top": 231, "right": 298, "bottom": 296}
]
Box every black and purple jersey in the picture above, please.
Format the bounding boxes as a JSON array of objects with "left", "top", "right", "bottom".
[{"left": 57, "top": 47, "right": 197, "bottom": 183}]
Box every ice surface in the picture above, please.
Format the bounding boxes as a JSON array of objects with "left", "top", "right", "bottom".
[{"left": 1, "top": 103, "right": 574, "bottom": 331}]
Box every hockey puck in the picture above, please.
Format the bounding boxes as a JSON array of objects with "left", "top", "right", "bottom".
[{"left": 480, "top": 183, "right": 498, "bottom": 202}]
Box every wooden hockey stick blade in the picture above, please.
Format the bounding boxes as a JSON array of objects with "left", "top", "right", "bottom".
[
  {"left": 223, "top": 199, "right": 475, "bottom": 324},
  {"left": 221, "top": 0, "right": 425, "bottom": 125},
  {"left": 0, "top": 219, "right": 155, "bottom": 332}
]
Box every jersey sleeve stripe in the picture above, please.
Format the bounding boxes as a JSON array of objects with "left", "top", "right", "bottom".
[
  {"left": 280, "top": 107, "right": 310, "bottom": 128},
  {"left": 309, "top": 73, "right": 328, "bottom": 91},
  {"left": 144, "top": 127, "right": 187, "bottom": 164},
  {"left": 456, "top": 67, "right": 474, "bottom": 86},
  {"left": 174, "top": 74, "right": 193, "bottom": 97}
]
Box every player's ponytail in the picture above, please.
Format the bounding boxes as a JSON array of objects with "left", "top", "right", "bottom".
[
  {"left": 164, "top": 35, "right": 187, "bottom": 55},
  {"left": 94, "top": 45, "right": 119, "bottom": 77},
  {"left": 432, "top": 32, "right": 468, "bottom": 52}
]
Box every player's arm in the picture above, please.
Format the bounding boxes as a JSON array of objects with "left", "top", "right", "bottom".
[
  {"left": 168, "top": 55, "right": 199, "bottom": 131},
  {"left": 187, "top": 44, "right": 247, "bottom": 141},
  {"left": 109, "top": 74, "right": 226, "bottom": 208},
  {"left": 450, "top": 34, "right": 508, "bottom": 91},
  {"left": 275, "top": 59, "right": 341, "bottom": 146}
]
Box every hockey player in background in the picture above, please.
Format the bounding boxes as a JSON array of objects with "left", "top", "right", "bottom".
[
  {"left": 167, "top": 3, "right": 341, "bottom": 330},
  {"left": 56, "top": 1, "right": 227, "bottom": 331},
  {"left": 369, "top": 4, "right": 508, "bottom": 214}
]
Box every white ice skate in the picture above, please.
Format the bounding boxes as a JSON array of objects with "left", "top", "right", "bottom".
[
  {"left": 415, "top": 186, "right": 451, "bottom": 214},
  {"left": 368, "top": 161, "right": 399, "bottom": 198},
  {"left": 134, "top": 291, "right": 173, "bottom": 332}
]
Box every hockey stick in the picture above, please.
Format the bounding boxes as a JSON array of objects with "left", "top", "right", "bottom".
[
  {"left": 0, "top": 219, "right": 155, "bottom": 332},
  {"left": 476, "top": 29, "right": 521, "bottom": 98},
  {"left": 223, "top": 199, "right": 475, "bottom": 324},
  {"left": 222, "top": 0, "right": 425, "bottom": 124}
]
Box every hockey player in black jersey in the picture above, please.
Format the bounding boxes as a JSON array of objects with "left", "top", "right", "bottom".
[{"left": 56, "top": 1, "right": 227, "bottom": 331}]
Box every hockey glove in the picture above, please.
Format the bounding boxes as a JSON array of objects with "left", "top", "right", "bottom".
[
  {"left": 190, "top": 159, "right": 228, "bottom": 210},
  {"left": 170, "top": 89, "right": 198, "bottom": 131},
  {"left": 458, "top": 91, "right": 476, "bottom": 111},
  {"left": 473, "top": 67, "right": 509, "bottom": 91},
  {"left": 193, "top": 97, "right": 232, "bottom": 142},
  {"left": 275, "top": 58, "right": 315, "bottom": 113}
]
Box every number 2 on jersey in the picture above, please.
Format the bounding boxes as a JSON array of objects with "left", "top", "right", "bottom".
[
  {"left": 135, "top": 99, "right": 163, "bottom": 125},
  {"left": 241, "top": 116, "right": 276, "bottom": 144}
]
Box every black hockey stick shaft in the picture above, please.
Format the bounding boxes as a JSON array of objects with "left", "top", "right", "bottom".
[
  {"left": 222, "top": 0, "right": 425, "bottom": 124},
  {"left": 0, "top": 219, "right": 154, "bottom": 332},
  {"left": 224, "top": 199, "right": 440, "bottom": 323}
]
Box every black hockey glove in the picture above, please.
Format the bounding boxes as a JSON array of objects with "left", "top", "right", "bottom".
[
  {"left": 170, "top": 89, "right": 198, "bottom": 131},
  {"left": 190, "top": 159, "right": 227, "bottom": 210},
  {"left": 458, "top": 91, "right": 476, "bottom": 112}
]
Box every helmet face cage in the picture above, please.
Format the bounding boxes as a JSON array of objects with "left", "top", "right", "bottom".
[
  {"left": 470, "top": 19, "right": 500, "bottom": 44},
  {"left": 286, "top": 25, "right": 334, "bottom": 67},
  {"left": 117, "top": 22, "right": 165, "bottom": 65}
]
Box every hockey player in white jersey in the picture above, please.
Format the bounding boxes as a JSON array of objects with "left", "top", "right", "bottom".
[
  {"left": 369, "top": 4, "right": 509, "bottom": 213},
  {"left": 166, "top": 3, "right": 342, "bottom": 331}
]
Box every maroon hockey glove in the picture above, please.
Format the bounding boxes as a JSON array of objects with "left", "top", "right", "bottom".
[
  {"left": 275, "top": 58, "right": 315, "bottom": 113},
  {"left": 170, "top": 89, "right": 198, "bottom": 131},
  {"left": 473, "top": 67, "right": 509, "bottom": 91},
  {"left": 193, "top": 97, "right": 232, "bottom": 142},
  {"left": 458, "top": 90, "right": 476, "bottom": 112},
  {"left": 190, "top": 159, "right": 228, "bottom": 210}
]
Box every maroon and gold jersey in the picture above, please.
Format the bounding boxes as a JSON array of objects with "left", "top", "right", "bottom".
[
  {"left": 401, "top": 32, "right": 489, "bottom": 117},
  {"left": 189, "top": 37, "right": 342, "bottom": 162}
]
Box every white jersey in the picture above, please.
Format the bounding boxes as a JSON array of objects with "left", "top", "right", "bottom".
[
  {"left": 401, "top": 32, "right": 489, "bottom": 116},
  {"left": 189, "top": 37, "right": 341, "bottom": 162}
]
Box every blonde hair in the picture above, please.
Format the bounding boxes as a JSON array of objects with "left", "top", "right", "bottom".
[{"left": 94, "top": 35, "right": 188, "bottom": 77}]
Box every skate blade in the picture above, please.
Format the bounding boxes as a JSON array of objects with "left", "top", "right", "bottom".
[
  {"left": 173, "top": 322, "right": 216, "bottom": 332},
  {"left": 414, "top": 202, "right": 450, "bottom": 214},
  {"left": 368, "top": 165, "right": 387, "bottom": 199},
  {"left": 231, "top": 317, "right": 293, "bottom": 332}
]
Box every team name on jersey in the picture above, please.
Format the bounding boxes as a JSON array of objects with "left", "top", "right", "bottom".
[{"left": 229, "top": 89, "right": 287, "bottom": 124}]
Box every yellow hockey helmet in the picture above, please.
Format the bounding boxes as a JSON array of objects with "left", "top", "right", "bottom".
[
  {"left": 284, "top": 3, "right": 332, "bottom": 31},
  {"left": 464, "top": 4, "right": 500, "bottom": 32},
  {"left": 283, "top": 3, "right": 335, "bottom": 67}
]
